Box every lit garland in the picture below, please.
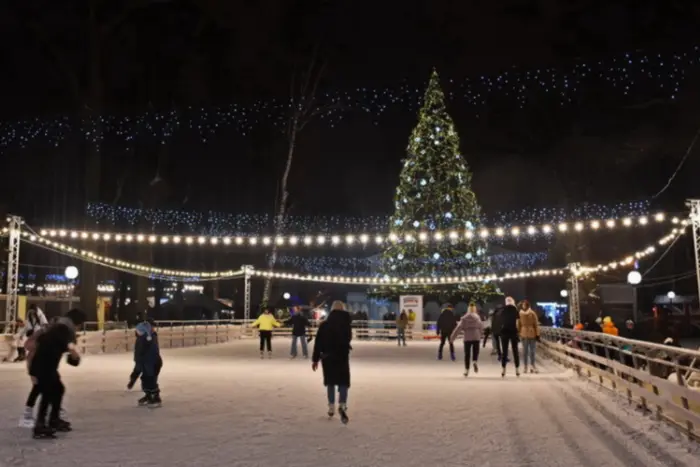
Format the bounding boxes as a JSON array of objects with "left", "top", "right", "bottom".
[
  {"left": 1, "top": 46, "right": 696, "bottom": 151},
  {"left": 274, "top": 252, "right": 548, "bottom": 276},
  {"left": 19, "top": 229, "right": 245, "bottom": 281},
  {"left": 83, "top": 200, "right": 652, "bottom": 233},
  {"left": 38, "top": 211, "right": 675, "bottom": 248},
  {"left": 250, "top": 267, "right": 566, "bottom": 286},
  {"left": 577, "top": 225, "right": 689, "bottom": 275},
  {"left": 246, "top": 224, "right": 689, "bottom": 286},
  {"left": 9, "top": 225, "right": 687, "bottom": 289}
]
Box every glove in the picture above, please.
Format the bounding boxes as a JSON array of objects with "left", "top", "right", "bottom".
[
  {"left": 66, "top": 353, "right": 81, "bottom": 367},
  {"left": 536, "top": 335, "right": 541, "bottom": 342},
  {"left": 311, "top": 362, "right": 318, "bottom": 372}
]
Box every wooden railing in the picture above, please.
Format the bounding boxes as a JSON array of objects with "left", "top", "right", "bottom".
[{"left": 539, "top": 326, "right": 700, "bottom": 441}]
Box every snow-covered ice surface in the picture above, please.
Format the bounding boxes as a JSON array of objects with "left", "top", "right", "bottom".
[{"left": 0, "top": 340, "right": 698, "bottom": 467}]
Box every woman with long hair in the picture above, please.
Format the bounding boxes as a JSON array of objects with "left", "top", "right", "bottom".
[{"left": 518, "top": 299, "right": 540, "bottom": 374}]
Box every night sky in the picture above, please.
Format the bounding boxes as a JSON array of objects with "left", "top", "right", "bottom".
[{"left": 2, "top": 1, "right": 700, "bottom": 300}]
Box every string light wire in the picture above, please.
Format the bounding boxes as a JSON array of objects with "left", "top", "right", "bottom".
[{"left": 35, "top": 212, "right": 675, "bottom": 249}]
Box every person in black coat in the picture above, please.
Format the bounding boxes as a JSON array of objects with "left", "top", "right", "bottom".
[
  {"left": 436, "top": 304, "right": 458, "bottom": 361},
  {"left": 312, "top": 300, "right": 352, "bottom": 423},
  {"left": 490, "top": 306, "right": 504, "bottom": 359},
  {"left": 499, "top": 297, "right": 520, "bottom": 377},
  {"left": 285, "top": 308, "right": 311, "bottom": 358},
  {"left": 29, "top": 309, "right": 85, "bottom": 438}
]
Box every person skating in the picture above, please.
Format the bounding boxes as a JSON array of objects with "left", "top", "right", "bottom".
[
  {"left": 252, "top": 308, "right": 281, "bottom": 358},
  {"left": 490, "top": 306, "right": 504, "bottom": 360},
  {"left": 127, "top": 312, "right": 147, "bottom": 390},
  {"left": 29, "top": 309, "right": 85, "bottom": 439},
  {"left": 436, "top": 304, "right": 457, "bottom": 361},
  {"left": 136, "top": 318, "right": 163, "bottom": 407},
  {"left": 518, "top": 300, "right": 540, "bottom": 374},
  {"left": 500, "top": 297, "right": 520, "bottom": 377},
  {"left": 450, "top": 303, "right": 484, "bottom": 377},
  {"left": 312, "top": 300, "right": 352, "bottom": 424},
  {"left": 285, "top": 309, "right": 311, "bottom": 358},
  {"left": 19, "top": 314, "right": 51, "bottom": 428},
  {"left": 396, "top": 311, "right": 408, "bottom": 347}
]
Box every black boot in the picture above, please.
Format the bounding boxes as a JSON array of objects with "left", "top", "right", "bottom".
[
  {"left": 148, "top": 392, "right": 162, "bottom": 408},
  {"left": 138, "top": 395, "right": 150, "bottom": 406},
  {"left": 49, "top": 418, "right": 72, "bottom": 432},
  {"left": 33, "top": 422, "right": 56, "bottom": 439}
]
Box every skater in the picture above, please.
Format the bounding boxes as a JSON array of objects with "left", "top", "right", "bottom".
[
  {"left": 436, "top": 304, "right": 457, "bottom": 360},
  {"left": 26, "top": 305, "right": 48, "bottom": 333},
  {"left": 312, "top": 300, "right": 352, "bottom": 424},
  {"left": 396, "top": 311, "right": 408, "bottom": 346},
  {"left": 252, "top": 307, "right": 281, "bottom": 358},
  {"left": 136, "top": 318, "right": 162, "bottom": 407},
  {"left": 518, "top": 300, "right": 540, "bottom": 374},
  {"left": 500, "top": 297, "right": 520, "bottom": 377},
  {"left": 6, "top": 319, "right": 26, "bottom": 362},
  {"left": 491, "top": 306, "right": 504, "bottom": 359},
  {"left": 128, "top": 314, "right": 159, "bottom": 390},
  {"left": 29, "top": 309, "right": 85, "bottom": 438},
  {"left": 482, "top": 311, "right": 492, "bottom": 348},
  {"left": 285, "top": 308, "right": 311, "bottom": 358},
  {"left": 19, "top": 313, "right": 51, "bottom": 428},
  {"left": 407, "top": 309, "right": 416, "bottom": 339},
  {"left": 450, "top": 303, "right": 484, "bottom": 377}
]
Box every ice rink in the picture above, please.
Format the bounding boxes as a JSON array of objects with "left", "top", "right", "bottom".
[{"left": 1, "top": 339, "right": 698, "bottom": 467}]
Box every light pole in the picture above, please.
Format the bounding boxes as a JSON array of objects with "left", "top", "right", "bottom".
[
  {"left": 560, "top": 289, "right": 568, "bottom": 298},
  {"left": 667, "top": 290, "right": 676, "bottom": 311},
  {"left": 65, "top": 266, "right": 79, "bottom": 310},
  {"left": 627, "top": 270, "right": 642, "bottom": 322}
]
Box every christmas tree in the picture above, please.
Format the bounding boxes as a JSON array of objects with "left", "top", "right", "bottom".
[{"left": 374, "top": 70, "right": 500, "bottom": 302}]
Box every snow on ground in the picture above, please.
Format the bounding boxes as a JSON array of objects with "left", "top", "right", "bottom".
[{"left": 0, "top": 339, "right": 697, "bottom": 467}]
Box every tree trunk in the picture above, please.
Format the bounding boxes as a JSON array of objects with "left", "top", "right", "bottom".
[{"left": 261, "top": 120, "right": 297, "bottom": 305}]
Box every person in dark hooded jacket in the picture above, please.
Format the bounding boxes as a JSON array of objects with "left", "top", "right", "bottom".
[
  {"left": 312, "top": 300, "right": 352, "bottom": 424},
  {"left": 29, "top": 309, "right": 85, "bottom": 438},
  {"left": 436, "top": 304, "right": 458, "bottom": 361},
  {"left": 490, "top": 306, "right": 504, "bottom": 359},
  {"left": 499, "top": 297, "right": 520, "bottom": 377}
]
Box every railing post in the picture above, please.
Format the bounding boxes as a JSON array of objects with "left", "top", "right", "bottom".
[{"left": 675, "top": 357, "right": 695, "bottom": 438}]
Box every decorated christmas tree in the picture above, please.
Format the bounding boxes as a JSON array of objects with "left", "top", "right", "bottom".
[{"left": 374, "top": 70, "right": 500, "bottom": 302}]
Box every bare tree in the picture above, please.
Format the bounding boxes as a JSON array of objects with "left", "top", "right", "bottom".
[{"left": 261, "top": 53, "right": 329, "bottom": 305}]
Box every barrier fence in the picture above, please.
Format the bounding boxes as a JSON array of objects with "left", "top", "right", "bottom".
[{"left": 538, "top": 327, "right": 700, "bottom": 441}]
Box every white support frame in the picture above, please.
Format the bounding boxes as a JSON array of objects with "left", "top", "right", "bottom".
[
  {"left": 568, "top": 262, "right": 581, "bottom": 325},
  {"left": 686, "top": 199, "right": 700, "bottom": 303},
  {"left": 4, "top": 215, "right": 21, "bottom": 330},
  {"left": 243, "top": 265, "right": 253, "bottom": 324}
]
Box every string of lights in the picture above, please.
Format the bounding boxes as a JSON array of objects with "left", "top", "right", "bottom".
[
  {"left": 38, "top": 211, "right": 675, "bottom": 248},
  {"left": 249, "top": 266, "right": 566, "bottom": 286},
  {"left": 8, "top": 222, "right": 688, "bottom": 289},
  {"left": 19, "top": 228, "right": 245, "bottom": 281},
  {"left": 577, "top": 224, "right": 689, "bottom": 275},
  {"left": 1, "top": 46, "right": 696, "bottom": 152},
  {"left": 84, "top": 200, "right": 652, "bottom": 233}
]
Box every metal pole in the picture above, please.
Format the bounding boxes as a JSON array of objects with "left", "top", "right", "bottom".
[
  {"left": 685, "top": 199, "right": 700, "bottom": 305},
  {"left": 568, "top": 262, "right": 581, "bottom": 326},
  {"left": 243, "top": 265, "right": 252, "bottom": 325},
  {"left": 4, "top": 215, "right": 22, "bottom": 331}
]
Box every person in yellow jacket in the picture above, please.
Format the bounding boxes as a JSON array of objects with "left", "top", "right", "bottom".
[
  {"left": 601, "top": 316, "right": 619, "bottom": 337},
  {"left": 407, "top": 309, "right": 416, "bottom": 339},
  {"left": 252, "top": 308, "right": 281, "bottom": 358}
]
